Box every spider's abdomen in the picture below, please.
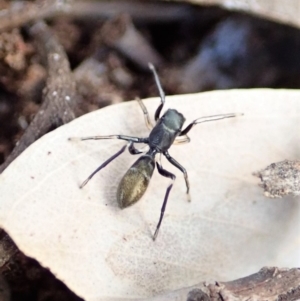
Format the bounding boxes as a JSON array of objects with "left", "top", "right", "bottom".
[{"left": 117, "top": 155, "right": 155, "bottom": 208}]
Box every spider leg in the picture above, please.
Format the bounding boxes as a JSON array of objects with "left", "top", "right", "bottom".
[
  {"left": 173, "top": 135, "right": 190, "bottom": 145},
  {"left": 164, "top": 151, "right": 190, "bottom": 202},
  {"left": 153, "top": 162, "right": 176, "bottom": 240},
  {"left": 136, "top": 97, "right": 153, "bottom": 130},
  {"left": 180, "top": 113, "right": 241, "bottom": 136},
  {"left": 80, "top": 142, "right": 143, "bottom": 188},
  {"left": 69, "top": 135, "right": 148, "bottom": 144},
  {"left": 149, "top": 63, "right": 166, "bottom": 122}
]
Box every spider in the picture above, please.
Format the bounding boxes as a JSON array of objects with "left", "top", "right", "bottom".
[{"left": 70, "top": 64, "right": 240, "bottom": 240}]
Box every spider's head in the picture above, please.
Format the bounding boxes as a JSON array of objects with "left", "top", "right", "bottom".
[{"left": 161, "top": 109, "right": 186, "bottom": 131}]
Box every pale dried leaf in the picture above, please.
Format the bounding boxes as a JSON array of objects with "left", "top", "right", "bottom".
[
  {"left": 174, "top": 0, "right": 300, "bottom": 28},
  {"left": 0, "top": 89, "right": 300, "bottom": 301}
]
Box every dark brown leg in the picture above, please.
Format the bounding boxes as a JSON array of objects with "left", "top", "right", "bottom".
[
  {"left": 80, "top": 144, "right": 128, "bottom": 188},
  {"left": 153, "top": 162, "right": 176, "bottom": 241},
  {"left": 164, "top": 151, "right": 190, "bottom": 202}
]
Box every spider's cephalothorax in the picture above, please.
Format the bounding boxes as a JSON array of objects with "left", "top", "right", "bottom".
[
  {"left": 149, "top": 109, "right": 185, "bottom": 151},
  {"left": 70, "top": 63, "right": 240, "bottom": 240}
]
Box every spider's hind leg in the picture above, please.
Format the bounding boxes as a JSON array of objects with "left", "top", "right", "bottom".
[
  {"left": 164, "top": 151, "right": 191, "bottom": 202},
  {"left": 153, "top": 162, "right": 176, "bottom": 240}
]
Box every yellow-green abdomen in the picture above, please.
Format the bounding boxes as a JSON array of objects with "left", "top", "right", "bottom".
[{"left": 117, "top": 155, "right": 155, "bottom": 208}]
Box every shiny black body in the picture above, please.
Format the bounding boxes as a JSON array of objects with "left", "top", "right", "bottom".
[
  {"left": 74, "top": 63, "right": 238, "bottom": 240},
  {"left": 148, "top": 109, "right": 185, "bottom": 152}
]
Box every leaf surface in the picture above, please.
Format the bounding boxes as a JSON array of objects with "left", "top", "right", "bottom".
[
  {"left": 0, "top": 89, "right": 299, "bottom": 300},
  {"left": 176, "top": 0, "right": 300, "bottom": 28}
]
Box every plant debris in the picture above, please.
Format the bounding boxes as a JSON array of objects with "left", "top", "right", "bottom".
[{"left": 254, "top": 160, "right": 300, "bottom": 198}]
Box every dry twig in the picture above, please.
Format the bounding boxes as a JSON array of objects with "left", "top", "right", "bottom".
[
  {"left": 101, "top": 14, "right": 164, "bottom": 69},
  {"left": 0, "top": 21, "right": 81, "bottom": 172},
  {"left": 147, "top": 267, "right": 300, "bottom": 301},
  {"left": 0, "top": 0, "right": 192, "bottom": 33}
]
